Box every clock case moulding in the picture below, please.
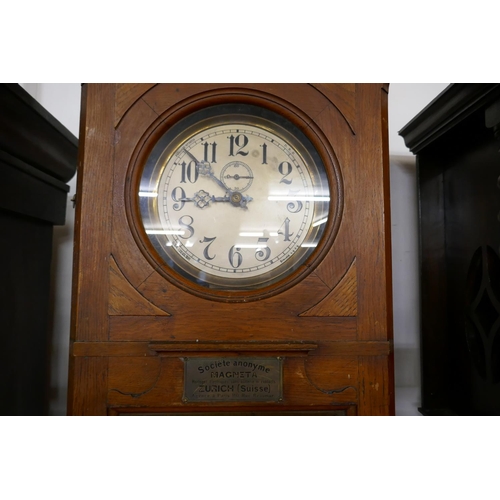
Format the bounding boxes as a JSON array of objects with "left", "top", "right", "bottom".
[{"left": 68, "top": 83, "right": 394, "bottom": 416}]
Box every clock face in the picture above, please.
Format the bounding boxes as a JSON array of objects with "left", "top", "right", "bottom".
[{"left": 137, "top": 103, "right": 331, "bottom": 292}]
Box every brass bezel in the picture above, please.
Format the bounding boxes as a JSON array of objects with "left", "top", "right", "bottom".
[{"left": 126, "top": 90, "right": 344, "bottom": 302}]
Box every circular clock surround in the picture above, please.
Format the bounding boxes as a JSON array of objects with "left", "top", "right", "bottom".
[{"left": 128, "top": 92, "right": 343, "bottom": 301}]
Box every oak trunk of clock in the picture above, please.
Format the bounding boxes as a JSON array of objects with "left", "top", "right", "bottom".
[{"left": 68, "top": 83, "right": 394, "bottom": 416}]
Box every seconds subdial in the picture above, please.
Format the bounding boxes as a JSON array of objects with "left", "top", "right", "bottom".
[{"left": 220, "top": 161, "right": 254, "bottom": 192}]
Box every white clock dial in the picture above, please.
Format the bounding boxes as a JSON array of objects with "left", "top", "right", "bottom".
[{"left": 138, "top": 104, "right": 330, "bottom": 291}]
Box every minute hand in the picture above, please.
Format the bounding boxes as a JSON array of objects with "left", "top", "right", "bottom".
[{"left": 183, "top": 149, "right": 227, "bottom": 192}]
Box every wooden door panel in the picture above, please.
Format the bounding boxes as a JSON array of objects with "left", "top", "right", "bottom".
[{"left": 68, "top": 83, "right": 394, "bottom": 415}]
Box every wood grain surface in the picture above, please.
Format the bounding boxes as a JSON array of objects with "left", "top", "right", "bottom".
[{"left": 68, "top": 83, "right": 394, "bottom": 415}]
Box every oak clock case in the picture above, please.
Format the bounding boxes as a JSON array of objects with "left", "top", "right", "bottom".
[
  {"left": 68, "top": 83, "right": 394, "bottom": 416},
  {"left": 134, "top": 103, "right": 332, "bottom": 297}
]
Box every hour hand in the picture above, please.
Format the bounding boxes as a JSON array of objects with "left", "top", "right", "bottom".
[
  {"left": 180, "top": 189, "right": 217, "bottom": 209},
  {"left": 181, "top": 189, "right": 252, "bottom": 209}
]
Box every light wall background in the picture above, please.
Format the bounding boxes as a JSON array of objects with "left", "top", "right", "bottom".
[{"left": 20, "top": 83, "right": 449, "bottom": 416}]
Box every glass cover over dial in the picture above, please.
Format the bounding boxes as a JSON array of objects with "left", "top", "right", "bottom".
[{"left": 137, "top": 103, "right": 331, "bottom": 291}]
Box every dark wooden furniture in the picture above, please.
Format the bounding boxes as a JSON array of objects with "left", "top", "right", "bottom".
[
  {"left": 400, "top": 83, "right": 500, "bottom": 415},
  {"left": 0, "top": 84, "right": 78, "bottom": 415},
  {"left": 68, "top": 84, "right": 394, "bottom": 416}
]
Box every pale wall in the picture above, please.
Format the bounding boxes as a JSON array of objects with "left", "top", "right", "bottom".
[{"left": 388, "top": 84, "right": 449, "bottom": 414}]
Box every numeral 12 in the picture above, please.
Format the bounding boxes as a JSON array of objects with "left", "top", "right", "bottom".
[{"left": 228, "top": 134, "right": 248, "bottom": 156}]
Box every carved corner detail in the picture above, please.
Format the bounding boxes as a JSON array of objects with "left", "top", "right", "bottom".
[
  {"left": 114, "top": 83, "right": 157, "bottom": 127},
  {"left": 109, "top": 255, "right": 170, "bottom": 316},
  {"left": 299, "top": 258, "right": 357, "bottom": 317}
]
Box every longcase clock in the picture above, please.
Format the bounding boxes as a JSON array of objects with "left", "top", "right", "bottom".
[{"left": 68, "top": 83, "right": 394, "bottom": 416}]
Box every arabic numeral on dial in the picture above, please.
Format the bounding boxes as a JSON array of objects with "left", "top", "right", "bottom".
[
  {"left": 255, "top": 237, "right": 271, "bottom": 261},
  {"left": 178, "top": 215, "right": 194, "bottom": 239},
  {"left": 277, "top": 217, "right": 293, "bottom": 241},
  {"left": 200, "top": 236, "right": 216, "bottom": 260},
  {"left": 287, "top": 200, "right": 303, "bottom": 213},
  {"left": 228, "top": 245, "right": 243, "bottom": 268},
  {"left": 278, "top": 161, "right": 293, "bottom": 184},
  {"left": 260, "top": 143, "right": 267, "bottom": 164},
  {"left": 286, "top": 190, "right": 303, "bottom": 213},
  {"left": 202, "top": 142, "right": 217, "bottom": 163},
  {"left": 180, "top": 160, "right": 199, "bottom": 183},
  {"left": 171, "top": 186, "right": 186, "bottom": 211},
  {"left": 228, "top": 134, "right": 249, "bottom": 156}
]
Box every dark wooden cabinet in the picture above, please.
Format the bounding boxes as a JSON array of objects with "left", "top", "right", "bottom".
[
  {"left": 400, "top": 83, "right": 500, "bottom": 415},
  {"left": 0, "top": 84, "right": 78, "bottom": 415}
]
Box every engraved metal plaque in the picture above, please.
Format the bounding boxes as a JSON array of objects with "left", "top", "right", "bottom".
[{"left": 183, "top": 357, "right": 283, "bottom": 402}]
